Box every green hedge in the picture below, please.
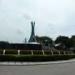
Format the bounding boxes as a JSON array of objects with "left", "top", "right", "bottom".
[
  {"left": 53, "top": 51, "right": 59, "bottom": 55},
  {"left": 33, "top": 51, "right": 43, "bottom": 55},
  {"left": 60, "top": 51, "right": 64, "bottom": 54},
  {"left": 0, "top": 50, "right": 3, "bottom": 55},
  {"left": 5, "top": 50, "right": 18, "bottom": 55},
  {"left": 20, "top": 50, "right": 31, "bottom": 55},
  {"left": 44, "top": 51, "right": 52, "bottom": 55},
  {"left": 0, "top": 55, "right": 75, "bottom": 62}
]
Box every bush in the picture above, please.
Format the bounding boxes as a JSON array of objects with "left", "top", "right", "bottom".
[
  {"left": 0, "top": 50, "right": 3, "bottom": 55},
  {"left": 33, "top": 50, "right": 43, "bottom": 55},
  {"left": 53, "top": 51, "right": 59, "bottom": 55},
  {"left": 0, "top": 55, "right": 75, "bottom": 62},
  {"left": 60, "top": 51, "right": 64, "bottom": 54},
  {"left": 20, "top": 50, "right": 31, "bottom": 55},
  {"left": 65, "top": 51, "right": 69, "bottom": 54},
  {"left": 44, "top": 51, "right": 52, "bottom": 55},
  {"left": 5, "top": 50, "right": 18, "bottom": 55}
]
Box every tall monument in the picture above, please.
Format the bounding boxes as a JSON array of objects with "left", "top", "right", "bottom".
[{"left": 29, "top": 21, "right": 36, "bottom": 42}]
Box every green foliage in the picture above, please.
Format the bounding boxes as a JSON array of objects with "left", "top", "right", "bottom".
[
  {"left": 5, "top": 50, "right": 18, "bottom": 55},
  {"left": 55, "top": 36, "right": 69, "bottom": 43},
  {"left": 0, "top": 55, "right": 75, "bottom": 62},
  {"left": 44, "top": 51, "right": 52, "bottom": 55},
  {"left": 60, "top": 51, "right": 64, "bottom": 54},
  {"left": 0, "top": 50, "right": 3, "bottom": 54},
  {"left": 70, "top": 35, "right": 75, "bottom": 47},
  {"left": 55, "top": 36, "right": 71, "bottom": 49},
  {"left": 33, "top": 50, "right": 43, "bottom": 55},
  {"left": 53, "top": 51, "right": 59, "bottom": 55},
  {"left": 36, "top": 36, "right": 53, "bottom": 46},
  {"left": 20, "top": 50, "right": 31, "bottom": 55}
]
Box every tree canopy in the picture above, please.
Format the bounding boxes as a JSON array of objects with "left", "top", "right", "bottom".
[
  {"left": 55, "top": 35, "right": 75, "bottom": 50},
  {"left": 35, "top": 36, "right": 53, "bottom": 46}
]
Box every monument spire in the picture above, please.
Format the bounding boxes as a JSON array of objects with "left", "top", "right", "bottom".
[{"left": 29, "top": 21, "right": 36, "bottom": 42}]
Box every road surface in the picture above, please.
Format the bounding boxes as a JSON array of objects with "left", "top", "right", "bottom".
[{"left": 0, "top": 60, "right": 75, "bottom": 75}]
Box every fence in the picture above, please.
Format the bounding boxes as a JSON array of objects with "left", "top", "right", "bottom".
[{"left": 0, "top": 49, "right": 74, "bottom": 56}]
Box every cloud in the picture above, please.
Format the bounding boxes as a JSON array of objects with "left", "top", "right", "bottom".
[{"left": 0, "top": 0, "right": 75, "bottom": 42}]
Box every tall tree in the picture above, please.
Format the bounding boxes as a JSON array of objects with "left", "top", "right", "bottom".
[
  {"left": 70, "top": 35, "right": 75, "bottom": 47},
  {"left": 55, "top": 36, "right": 70, "bottom": 49},
  {"left": 35, "top": 36, "right": 53, "bottom": 46}
]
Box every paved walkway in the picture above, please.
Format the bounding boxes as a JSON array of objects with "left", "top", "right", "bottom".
[{"left": 0, "top": 59, "right": 75, "bottom": 75}]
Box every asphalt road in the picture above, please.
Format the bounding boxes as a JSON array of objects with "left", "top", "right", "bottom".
[{"left": 0, "top": 61, "right": 75, "bottom": 75}]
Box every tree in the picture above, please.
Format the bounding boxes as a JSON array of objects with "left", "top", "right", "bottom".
[
  {"left": 55, "top": 36, "right": 70, "bottom": 49},
  {"left": 35, "top": 36, "right": 53, "bottom": 46},
  {"left": 0, "top": 41, "right": 9, "bottom": 49},
  {"left": 70, "top": 35, "right": 75, "bottom": 47}
]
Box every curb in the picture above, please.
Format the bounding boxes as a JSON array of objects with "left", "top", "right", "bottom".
[{"left": 0, "top": 59, "right": 75, "bottom": 66}]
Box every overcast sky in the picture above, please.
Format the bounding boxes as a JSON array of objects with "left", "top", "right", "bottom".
[{"left": 0, "top": 0, "right": 75, "bottom": 43}]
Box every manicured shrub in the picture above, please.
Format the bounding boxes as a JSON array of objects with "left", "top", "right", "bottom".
[
  {"left": 60, "top": 51, "right": 64, "bottom": 54},
  {"left": 20, "top": 50, "right": 31, "bottom": 55},
  {"left": 44, "top": 51, "right": 52, "bottom": 55},
  {"left": 33, "top": 50, "right": 43, "bottom": 55},
  {"left": 0, "top": 55, "right": 75, "bottom": 62},
  {"left": 53, "top": 51, "right": 59, "bottom": 55},
  {"left": 65, "top": 51, "right": 69, "bottom": 54},
  {"left": 0, "top": 50, "right": 3, "bottom": 55},
  {"left": 5, "top": 50, "right": 18, "bottom": 55}
]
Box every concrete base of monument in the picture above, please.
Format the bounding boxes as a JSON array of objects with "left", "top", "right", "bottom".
[{"left": 0, "top": 59, "right": 75, "bottom": 66}]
